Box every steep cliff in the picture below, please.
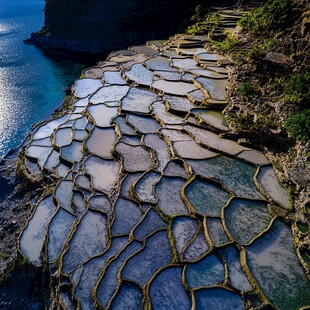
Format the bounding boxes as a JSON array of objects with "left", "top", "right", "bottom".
[{"left": 27, "top": 0, "right": 202, "bottom": 53}]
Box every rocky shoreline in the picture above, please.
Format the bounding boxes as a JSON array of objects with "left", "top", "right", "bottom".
[
  {"left": 25, "top": 34, "right": 125, "bottom": 54},
  {"left": 0, "top": 148, "right": 46, "bottom": 307}
]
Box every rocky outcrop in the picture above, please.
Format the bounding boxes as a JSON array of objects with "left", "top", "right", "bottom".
[
  {"left": 0, "top": 149, "right": 39, "bottom": 275},
  {"left": 26, "top": 0, "right": 202, "bottom": 53}
]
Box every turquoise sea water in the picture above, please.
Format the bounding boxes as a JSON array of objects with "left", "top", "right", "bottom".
[{"left": 0, "top": 0, "right": 101, "bottom": 160}]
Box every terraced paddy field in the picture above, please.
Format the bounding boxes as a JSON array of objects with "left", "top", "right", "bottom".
[{"left": 17, "top": 7, "right": 310, "bottom": 310}]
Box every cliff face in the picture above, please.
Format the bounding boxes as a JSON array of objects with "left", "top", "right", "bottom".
[{"left": 30, "top": 0, "right": 201, "bottom": 52}]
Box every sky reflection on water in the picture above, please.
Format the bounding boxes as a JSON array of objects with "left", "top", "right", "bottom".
[{"left": 0, "top": 0, "right": 102, "bottom": 160}]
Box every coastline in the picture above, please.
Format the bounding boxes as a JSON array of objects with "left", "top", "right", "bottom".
[
  {"left": 0, "top": 3, "right": 309, "bottom": 308},
  {"left": 24, "top": 34, "right": 111, "bottom": 54}
]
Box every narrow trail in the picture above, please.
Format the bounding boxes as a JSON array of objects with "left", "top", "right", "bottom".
[{"left": 17, "top": 4, "right": 310, "bottom": 310}]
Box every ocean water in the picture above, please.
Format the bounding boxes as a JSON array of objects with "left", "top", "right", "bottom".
[{"left": 0, "top": 0, "right": 102, "bottom": 160}]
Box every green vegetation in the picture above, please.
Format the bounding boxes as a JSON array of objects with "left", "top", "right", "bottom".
[
  {"left": 271, "top": 73, "right": 310, "bottom": 105},
  {"left": 267, "top": 38, "right": 276, "bottom": 50},
  {"left": 297, "top": 222, "right": 309, "bottom": 234},
  {"left": 33, "top": 26, "right": 52, "bottom": 37},
  {"left": 284, "top": 109, "right": 310, "bottom": 143},
  {"left": 305, "top": 202, "right": 310, "bottom": 215},
  {"left": 287, "top": 186, "right": 294, "bottom": 211},
  {"left": 0, "top": 253, "right": 9, "bottom": 260},
  {"left": 238, "top": 0, "right": 292, "bottom": 34},
  {"left": 0, "top": 274, "right": 8, "bottom": 285},
  {"left": 193, "top": 4, "right": 206, "bottom": 20},
  {"left": 246, "top": 44, "right": 267, "bottom": 62},
  {"left": 231, "top": 113, "right": 266, "bottom": 132},
  {"left": 211, "top": 33, "right": 238, "bottom": 51},
  {"left": 0, "top": 255, "right": 31, "bottom": 285},
  {"left": 187, "top": 12, "right": 219, "bottom": 35},
  {"left": 14, "top": 255, "right": 30, "bottom": 269},
  {"left": 237, "top": 82, "right": 257, "bottom": 96},
  {"left": 205, "top": 12, "right": 219, "bottom": 25},
  {"left": 186, "top": 24, "right": 203, "bottom": 35},
  {"left": 283, "top": 73, "right": 310, "bottom": 106}
]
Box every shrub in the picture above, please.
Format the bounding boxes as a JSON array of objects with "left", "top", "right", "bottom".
[
  {"left": 238, "top": 0, "right": 292, "bottom": 34},
  {"left": 237, "top": 82, "right": 256, "bottom": 96},
  {"left": 187, "top": 12, "right": 219, "bottom": 34},
  {"left": 205, "top": 12, "right": 220, "bottom": 25},
  {"left": 211, "top": 33, "right": 238, "bottom": 51},
  {"left": 236, "top": 113, "right": 254, "bottom": 130},
  {"left": 195, "top": 5, "right": 205, "bottom": 19},
  {"left": 283, "top": 72, "right": 310, "bottom": 106},
  {"left": 247, "top": 44, "right": 267, "bottom": 62},
  {"left": 284, "top": 109, "right": 310, "bottom": 143},
  {"left": 187, "top": 23, "right": 204, "bottom": 35},
  {"left": 232, "top": 113, "right": 265, "bottom": 132}
]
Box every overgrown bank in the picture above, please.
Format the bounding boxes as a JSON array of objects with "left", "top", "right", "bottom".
[{"left": 186, "top": 0, "right": 310, "bottom": 265}]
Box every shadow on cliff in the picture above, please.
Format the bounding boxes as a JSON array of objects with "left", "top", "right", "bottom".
[{"left": 25, "top": 0, "right": 235, "bottom": 53}]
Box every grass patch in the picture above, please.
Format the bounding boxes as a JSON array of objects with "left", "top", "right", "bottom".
[
  {"left": 231, "top": 113, "right": 266, "bottom": 132},
  {"left": 284, "top": 109, "right": 310, "bottom": 144},
  {"left": 205, "top": 12, "right": 220, "bottom": 25},
  {"left": 237, "top": 82, "right": 257, "bottom": 96},
  {"left": 283, "top": 72, "right": 310, "bottom": 106},
  {"left": 246, "top": 44, "right": 267, "bottom": 62},
  {"left": 0, "top": 253, "right": 9, "bottom": 260},
  {"left": 187, "top": 12, "right": 219, "bottom": 35},
  {"left": 211, "top": 33, "right": 238, "bottom": 51},
  {"left": 238, "top": 0, "right": 292, "bottom": 34}
]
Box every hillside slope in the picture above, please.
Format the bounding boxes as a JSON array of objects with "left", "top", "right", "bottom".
[
  {"left": 26, "top": 0, "right": 203, "bottom": 52},
  {"left": 186, "top": 0, "right": 310, "bottom": 266}
]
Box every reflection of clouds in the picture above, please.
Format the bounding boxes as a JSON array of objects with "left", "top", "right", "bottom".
[
  {"left": 0, "top": 66, "right": 27, "bottom": 156},
  {"left": 0, "top": 19, "right": 12, "bottom": 36},
  {"left": 0, "top": 67, "right": 16, "bottom": 150},
  {"left": 0, "top": 3, "right": 90, "bottom": 160},
  {"left": 0, "top": 23, "right": 10, "bottom": 34}
]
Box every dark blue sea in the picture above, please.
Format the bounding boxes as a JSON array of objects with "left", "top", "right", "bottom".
[{"left": 0, "top": 0, "right": 101, "bottom": 160}]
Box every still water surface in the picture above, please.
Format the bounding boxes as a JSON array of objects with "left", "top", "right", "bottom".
[{"left": 0, "top": 0, "right": 101, "bottom": 160}]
